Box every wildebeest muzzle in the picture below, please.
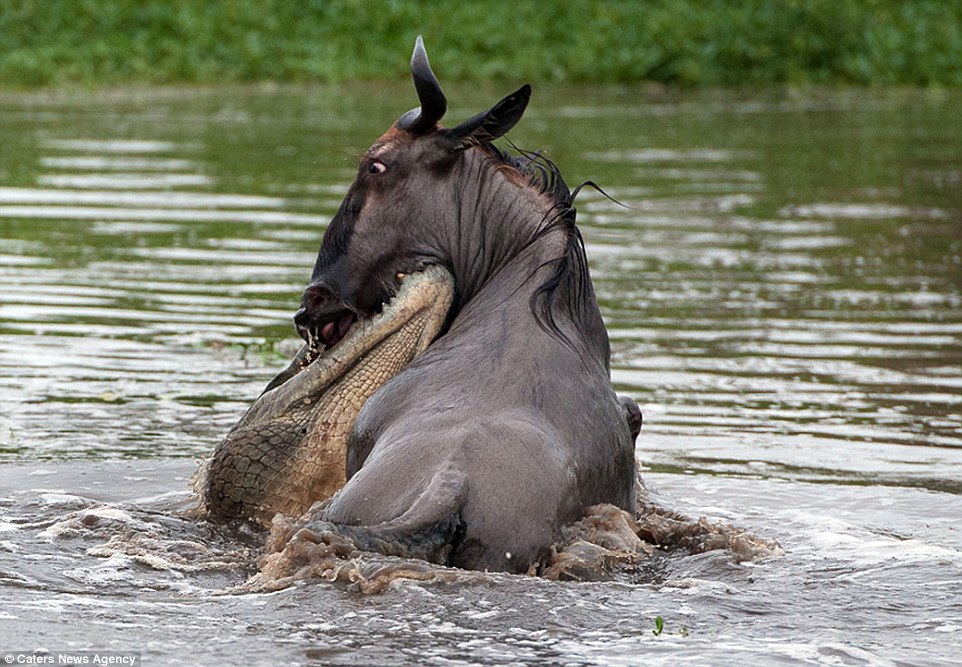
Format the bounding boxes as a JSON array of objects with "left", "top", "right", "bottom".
[{"left": 294, "top": 283, "right": 359, "bottom": 351}]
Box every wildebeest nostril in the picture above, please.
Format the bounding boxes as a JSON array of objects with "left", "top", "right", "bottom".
[{"left": 300, "top": 283, "right": 337, "bottom": 311}]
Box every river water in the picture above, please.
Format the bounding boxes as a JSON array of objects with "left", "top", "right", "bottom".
[{"left": 1, "top": 84, "right": 960, "bottom": 666}]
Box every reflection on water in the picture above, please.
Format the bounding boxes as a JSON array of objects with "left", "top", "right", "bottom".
[{"left": 1, "top": 85, "right": 961, "bottom": 664}]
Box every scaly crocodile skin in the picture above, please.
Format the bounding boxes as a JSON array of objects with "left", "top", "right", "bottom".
[{"left": 198, "top": 268, "right": 454, "bottom": 525}]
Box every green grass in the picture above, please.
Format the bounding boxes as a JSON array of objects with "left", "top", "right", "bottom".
[{"left": 1, "top": 0, "right": 961, "bottom": 88}]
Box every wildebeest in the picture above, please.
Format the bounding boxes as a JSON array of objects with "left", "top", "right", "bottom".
[{"left": 201, "top": 36, "right": 640, "bottom": 574}]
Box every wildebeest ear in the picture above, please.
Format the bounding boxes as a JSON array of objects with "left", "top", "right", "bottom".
[{"left": 447, "top": 84, "right": 532, "bottom": 147}]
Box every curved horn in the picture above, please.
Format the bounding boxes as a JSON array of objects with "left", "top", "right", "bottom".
[{"left": 397, "top": 35, "right": 447, "bottom": 134}]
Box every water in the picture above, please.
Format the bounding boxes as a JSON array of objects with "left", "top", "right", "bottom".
[{"left": 1, "top": 84, "right": 961, "bottom": 665}]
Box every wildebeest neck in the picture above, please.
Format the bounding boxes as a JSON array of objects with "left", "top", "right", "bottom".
[{"left": 444, "top": 149, "right": 610, "bottom": 364}]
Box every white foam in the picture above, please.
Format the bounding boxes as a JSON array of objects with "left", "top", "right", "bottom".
[
  {"left": 37, "top": 506, "right": 153, "bottom": 539},
  {"left": 38, "top": 493, "right": 90, "bottom": 508}
]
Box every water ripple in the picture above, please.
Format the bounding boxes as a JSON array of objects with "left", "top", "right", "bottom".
[{"left": 0, "top": 87, "right": 958, "bottom": 487}]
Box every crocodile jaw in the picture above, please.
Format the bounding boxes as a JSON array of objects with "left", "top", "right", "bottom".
[{"left": 199, "top": 266, "right": 455, "bottom": 525}]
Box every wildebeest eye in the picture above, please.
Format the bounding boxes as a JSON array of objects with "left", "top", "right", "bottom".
[{"left": 368, "top": 161, "right": 387, "bottom": 174}]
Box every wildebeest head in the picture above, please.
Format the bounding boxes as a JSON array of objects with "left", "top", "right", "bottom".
[{"left": 294, "top": 36, "right": 533, "bottom": 349}]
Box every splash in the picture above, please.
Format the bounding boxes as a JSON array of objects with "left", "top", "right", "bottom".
[
  {"left": 19, "top": 484, "right": 781, "bottom": 595},
  {"left": 23, "top": 501, "right": 260, "bottom": 592},
  {"left": 246, "top": 514, "right": 477, "bottom": 594},
  {"left": 247, "top": 489, "right": 781, "bottom": 593},
  {"left": 633, "top": 495, "right": 783, "bottom": 562}
]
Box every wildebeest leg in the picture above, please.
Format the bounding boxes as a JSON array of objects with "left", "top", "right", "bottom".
[
  {"left": 289, "top": 469, "right": 467, "bottom": 564},
  {"left": 619, "top": 395, "right": 643, "bottom": 442}
]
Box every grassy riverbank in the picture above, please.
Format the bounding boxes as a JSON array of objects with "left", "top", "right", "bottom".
[{"left": 1, "top": 0, "right": 961, "bottom": 87}]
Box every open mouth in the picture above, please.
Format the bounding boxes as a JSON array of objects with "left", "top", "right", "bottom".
[
  {"left": 293, "top": 270, "right": 435, "bottom": 374},
  {"left": 278, "top": 266, "right": 454, "bottom": 388},
  {"left": 304, "top": 310, "right": 358, "bottom": 358}
]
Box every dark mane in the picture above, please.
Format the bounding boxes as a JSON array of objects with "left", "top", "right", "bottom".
[
  {"left": 477, "top": 143, "right": 604, "bottom": 356},
  {"left": 480, "top": 143, "right": 573, "bottom": 208}
]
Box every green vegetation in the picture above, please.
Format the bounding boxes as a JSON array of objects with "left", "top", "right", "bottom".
[
  {"left": 1, "top": 0, "right": 961, "bottom": 87},
  {"left": 651, "top": 615, "right": 690, "bottom": 637}
]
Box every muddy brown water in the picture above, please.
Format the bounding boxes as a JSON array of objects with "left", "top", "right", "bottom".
[{"left": 1, "top": 84, "right": 961, "bottom": 665}]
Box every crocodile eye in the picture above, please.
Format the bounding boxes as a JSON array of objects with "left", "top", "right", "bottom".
[{"left": 369, "top": 161, "right": 387, "bottom": 174}]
